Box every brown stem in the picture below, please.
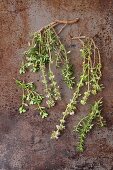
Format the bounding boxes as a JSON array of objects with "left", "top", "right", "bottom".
[
  {"left": 72, "top": 36, "right": 86, "bottom": 39},
  {"left": 38, "top": 18, "right": 79, "bottom": 33},
  {"left": 58, "top": 23, "right": 67, "bottom": 35},
  {"left": 72, "top": 36, "right": 86, "bottom": 46},
  {"left": 55, "top": 18, "right": 79, "bottom": 24}
]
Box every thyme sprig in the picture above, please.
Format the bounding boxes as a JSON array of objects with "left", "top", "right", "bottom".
[
  {"left": 51, "top": 28, "right": 75, "bottom": 89},
  {"left": 39, "top": 62, "right": 55, "bottom": 108},
  {"left": 51, "top": 37, "right": 103, "bottom": 139},
  {"left": 77, "top": 37, "right": 103, "bottom": 105},
  {"left": 51, "top": 53, "right": 87, "bottom": 139},
  {"left": 73, "top": 99, "right": 104, "bottom": 152},
  {"left": 16, "top": 80, "right": 48, "bottom": 118},
  {"left": 46, "top": 28, "right": 61, "bottom": 102}
]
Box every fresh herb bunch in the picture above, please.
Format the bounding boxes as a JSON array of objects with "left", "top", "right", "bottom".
[
  {"left": 19, "top": 23, "right": 75, "bottom": 108},
  {"left": 16, "top": 80, "right": 48, "bottom": 118},
  {"left": 19, "top": 28, "right": 61, "bottom": 108},
  {"left": 51, "top": 37, "right": 103, "bottom": 139},
  {"left": 73, "top": 99, "right": 104, "bottom": 152},
  {"left": 17, "top": 19, "right": 79, "bottom": 116}
]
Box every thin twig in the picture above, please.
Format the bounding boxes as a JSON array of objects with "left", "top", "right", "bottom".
[
  {"left": 38, "top": 18, "right": 79, "bottom": 33},
  {"left": 91, "top": 38, "right": 101, "bottom": 66},
  {"left": 71, "top": 36, "right": 86, "bottom": 45},
  {"left": 58, "top": 23, "right": 67, "bottom": 35},
  {"left": 72, "top": 36, "right": 86, "bottom": 39},
  {"left": 55, "top": 18, "right": 79, "bottom": 24}
]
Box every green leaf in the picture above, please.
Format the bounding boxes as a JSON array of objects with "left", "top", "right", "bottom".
[{"left": 19, "top": 105, "right": 26, "bottom": 114}]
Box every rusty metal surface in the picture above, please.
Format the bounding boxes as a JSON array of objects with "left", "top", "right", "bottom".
[{"left": 0, "top": 0, "right": 113, "bottom": 169}]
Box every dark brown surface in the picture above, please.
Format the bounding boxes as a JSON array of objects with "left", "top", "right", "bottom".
[{"left": 0, "top": 0, "right": 113, "bottom": 169}]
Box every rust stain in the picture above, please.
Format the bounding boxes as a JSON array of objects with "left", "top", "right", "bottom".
[
  {"left": 0, "top": 0, "right": 113, "bottom": 169},
  {"left": 17, "top": 12, "right": 29, "bottom": 48},
  {"left": 15, "top": 0, "right": 29, "bottom": 48},
  {"left": 0, "top": 0, "right": 29, "bottom": 73},
  {"left": 44, "top": 0, "right": 113, "bottom": 12},
  {"left": 85, "top": 138, "right": 113, "bottom": 158}
]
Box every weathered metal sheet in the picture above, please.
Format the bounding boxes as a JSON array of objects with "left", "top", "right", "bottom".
[{"left": 0, "top": 0, "right": 113, "bottom": 169}]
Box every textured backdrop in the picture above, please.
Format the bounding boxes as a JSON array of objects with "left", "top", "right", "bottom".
[{"left": 0, "top": 0, "right": 113, "bottom": 169}]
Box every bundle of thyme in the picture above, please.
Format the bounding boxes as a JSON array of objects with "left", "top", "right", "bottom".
[
  {"left": 17, "top": 19, "right": 79, "bottom": 119},
  {"left": 19, "top": 21, "right": 77, "bottom": 108},
  {"left": 16, "top": 20, "right": 105, "bottom": 152},
  {"left": 51, "top": 37, "right": 104, "bottom": 141}
]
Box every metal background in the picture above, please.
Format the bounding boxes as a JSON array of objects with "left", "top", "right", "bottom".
[{"left": 0, "top": 0, "right": 113, "bottom": 169}]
